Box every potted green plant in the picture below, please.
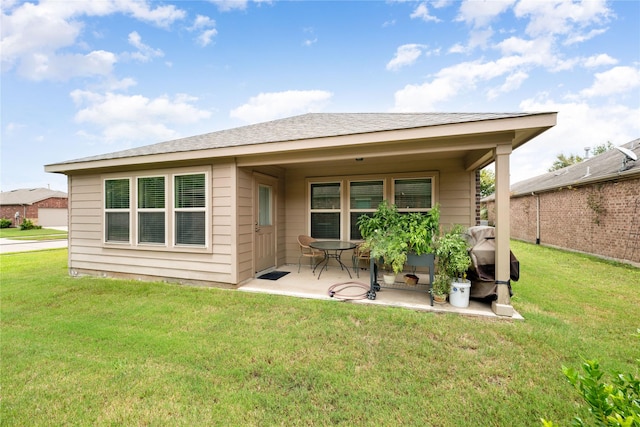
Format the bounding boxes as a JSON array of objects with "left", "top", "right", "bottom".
[
  {"left": 359, "top": 201, "right": 441, "bottom": 286},
  {"left": 434, "top": 224, "right": 472, "bottom": 286},
  {"left": 358, "top": 201, "right": 407, "bottom": 284},
  {"left": 405, "top": 204, "right": 439, "bottom": 270},
  {"left": 431, "top": 274, "right": 450, "bottom": 303}
]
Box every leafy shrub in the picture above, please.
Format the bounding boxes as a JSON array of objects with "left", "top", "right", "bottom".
[
  {"left": 19, "top": 219, "right": 42, "bottom": 230},
  {"left": 0, "top": 218, "right": 12, "bottom": 228},
  {"left": 542, "top": 331, "right": 640, "bottom": 427}
]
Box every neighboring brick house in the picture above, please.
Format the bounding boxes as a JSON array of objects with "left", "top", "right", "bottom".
[
  {"left": 0, "top": 188, "right": 68, "bottom": 227},
  {"left": 483, "top": 139, "right": 640, "bottom": 266}
]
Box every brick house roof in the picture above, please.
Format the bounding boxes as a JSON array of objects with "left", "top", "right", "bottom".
[{"left": 0, "top": 188, "right": 68, "bottom": 205}]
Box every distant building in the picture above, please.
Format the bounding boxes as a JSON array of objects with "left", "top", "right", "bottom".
[
  {"left": 483, "top": 138, "right": 640, "bottom": 266},
  {"left": 0, "top": 188, "right": 68, "bottom": 227}
]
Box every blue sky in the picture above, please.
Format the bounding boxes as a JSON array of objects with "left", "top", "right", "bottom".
[{"left": 2, "top": 0, "right": 639, "bottom": 192}]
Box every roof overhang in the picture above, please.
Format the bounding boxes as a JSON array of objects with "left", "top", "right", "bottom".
[{"left": 45, "top": 112, "right": 557, "bottom": 174}]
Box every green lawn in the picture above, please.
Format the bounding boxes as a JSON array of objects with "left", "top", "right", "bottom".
[
  {"left": 0, "top": 227, "right": 67, "bottom": 240},
  {"left": 1, "top": 242, "right": 638, "bottom": 426}
]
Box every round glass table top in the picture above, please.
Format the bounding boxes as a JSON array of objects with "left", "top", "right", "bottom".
[{"left": 309, "top": 241, "right": 357, "bottom": 250}]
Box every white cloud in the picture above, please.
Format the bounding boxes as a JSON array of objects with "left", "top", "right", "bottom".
[
  {"left": 192, "top": 15, "right": 216, "bottom": 30},
  {"left": 189, "top": 15, "right": 217, "bottom": 47},
  {"left": 1, "top": 0, "right": 185, "bottom": 80},
  {"left": 105, "top": 77, "right": 137, "bottom": 91},
  {"left": 207, "top": 0, "right": 249, "bottom": 12},
  {"left": 564, "top": 27, "right": 607, "bottom": 46},
  {"left": 448, "top": 43, "right": 465, "bottom": 54},
  {"left": 303, "top": 37, "right": 318, "bottom": 47},
  {"left": 302, "top": 27, "right": 317, "bottom": 47},
  {"left": 386, "top": 44, "right": 427, "bottom": 71},
  {"left": 18, "top": 50, "right": 117, "bottom": 81},
  {"left": 583, "top": 53, "right": 617, "bottom": 68},
  {"left": 579, "top": 66, "right": 640, "bottom": 98},
  {"left": 393, "top": 56, "right": 529, "bottom": 110},
  {"left": 4, "top": 122, "right": 25, "bottom": 133},
  {"left": 197, "top": 29, "right": 218, "bottom": 47},
  {"left": 495, "top": 36, "right": 565, "bottom": 70},
  {"left": 119, "top": 2, "right": 185, "bottom": 28},
  {"left": 410, "top": 3, "right": 440, "bottom": 23},
  {"left": 456, "top": 0, "right": 516, "bottom": 28},
  {"left": 432, "top": 0, "right": 453, "bottom": 8},
  {"left": 70, "top": 90, "right": 212, "bottom": 142},
  {"left": 514, "top": 0, "right": 612, "bottom": 40},
  {"left": 452, "top": 27, "right": 495, "bottom": 53},
  {"left": 125, "top": 31, "right": 163, "bottom": 62},
  {"left": 230, "top": 90, "right": 333, "bottom": 124},
  {"left": 487, "top": 70, "right": 528, "bottom": 99}
]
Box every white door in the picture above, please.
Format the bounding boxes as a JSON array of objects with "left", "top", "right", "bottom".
[{"left": 254, "top": 177, "right": 276, "bottom": 273}]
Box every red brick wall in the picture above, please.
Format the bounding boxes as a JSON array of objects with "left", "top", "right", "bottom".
[
  {"left": 0, "top": 197, "right": 68, "bottom": 226},
  {"left": 485, "top": 177, "right": 640, "bottom": 264}
]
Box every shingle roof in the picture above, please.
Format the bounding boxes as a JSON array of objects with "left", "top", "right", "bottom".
[
  {"left": 507, "top": 138, "right": 640, "bottom": 197},
  {"left": 54, "top": 112, "right": 542, "bottom": 165},
  {"left": 0, "top": 188, "right": 68, "bottom": 205}
]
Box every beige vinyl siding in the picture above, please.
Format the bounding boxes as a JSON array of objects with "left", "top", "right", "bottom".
[
  {"left": 67, "top": 162, "right": 236, "bottom": 285},
  {"left": 236, "top": 167, "right": 253, "bottom": 282},
  {"left": 276, "top": 170, "right": 287, "bottom": 267},
  {"left": 438, "top": 158, "right": 476, "bottom": 227},
  {"left": 284, "top": 168, "right": 307, "bottom": 266},
  {"left": 211, "top": 163, "right": 235, "bottom": 281}
]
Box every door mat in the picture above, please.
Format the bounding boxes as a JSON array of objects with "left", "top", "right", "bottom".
[{"left": 257, "top": 271, "right": 290, "bottom": 281}]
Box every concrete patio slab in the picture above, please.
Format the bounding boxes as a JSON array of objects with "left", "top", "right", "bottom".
[{"left": 239, "top": 264, "right": 523, "bottom": 320}]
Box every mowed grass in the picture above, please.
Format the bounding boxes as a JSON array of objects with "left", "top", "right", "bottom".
[
  {"left": 0, "top": 227, "right": 67, "bottom": 240},
  {"left": 1, "top": 242, "right": 638, "bottom": 426}
]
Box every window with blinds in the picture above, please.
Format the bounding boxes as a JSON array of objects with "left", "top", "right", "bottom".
[
  {"left": 310, "top": 182, "right": 341, "bottom": 239},
  {"left": 138, "top": 176, "right": 166, "bottom": 244},
  {"left": 349, "top": 180, "right": 384, "bottom": 240},
  {"left": 174, "top": 174, "right": 206, "bottom": 246},
  {"left": 105, "top": 178, "right": 130, "bottom": 242},
  {"left": 394, "top": 178, "right": 432, "bottom": 211}
]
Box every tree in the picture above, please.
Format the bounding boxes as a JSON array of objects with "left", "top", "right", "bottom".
[
  {"left": 548, "top": 153, "right": 584, "bottom": 172},
  {"left": 479, "top": 168, "right": 495, "bottom": 197},
  {"left": 592, "top": 141, "right": 614, "bottom": 156}
]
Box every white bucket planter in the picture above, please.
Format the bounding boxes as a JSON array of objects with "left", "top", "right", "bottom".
[
  {"left": 449, "top": 280, "right": 471, "bottom": 308},
  {"left": 382, "top": 273, "right": 396, "bottom": 285}
]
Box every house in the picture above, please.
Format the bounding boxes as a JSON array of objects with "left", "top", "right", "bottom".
[
  {"left": 45, "top": 112, "right": 557, "bottom": 317},
  {"left": 483, "top": 138, "right": 640, "bottom": 266},
  {"left": 0, "top": 188, "right": 68, "bottom": 227}
]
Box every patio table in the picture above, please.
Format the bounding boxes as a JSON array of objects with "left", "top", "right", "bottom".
[{"left": 309, "top": 241, "right": 357, "bottom": 279}]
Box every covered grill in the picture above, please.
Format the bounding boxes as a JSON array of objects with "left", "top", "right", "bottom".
[{"left": 465, "top": 226, "right": 520, "bottom": 301}]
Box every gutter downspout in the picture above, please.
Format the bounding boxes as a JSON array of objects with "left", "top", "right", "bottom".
[{"left": 533, "top": 193, "right": 540, "bottom": 245}]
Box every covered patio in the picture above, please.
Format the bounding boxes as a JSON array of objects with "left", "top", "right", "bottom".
[{"left": 239, "top": 263, "right": 523, "bottom": 320}]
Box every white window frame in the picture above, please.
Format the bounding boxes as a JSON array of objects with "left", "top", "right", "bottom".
[
  {"left": 392, "top": 176, "right": 434, "bottom": 214},
  {"left": 309, "top": 181, "right": 342, "bottom": 240},
  {"left": 173, "top": 172, "right": 208, "bottom": 248},
  {"left": 348, "top": 179, "right": 385, "bottom": 241},
  {"left": 308, "top": 172, "right": 437, "bottom": 241},
  {"left": 102, "top": 168, "right": 210, "bottom": 252},
  {"left": 136, "top": 175, "right": 168, "bottom": 246},
  {"left": 104, "top": 177, "right": 131, "bottom": 244}
]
